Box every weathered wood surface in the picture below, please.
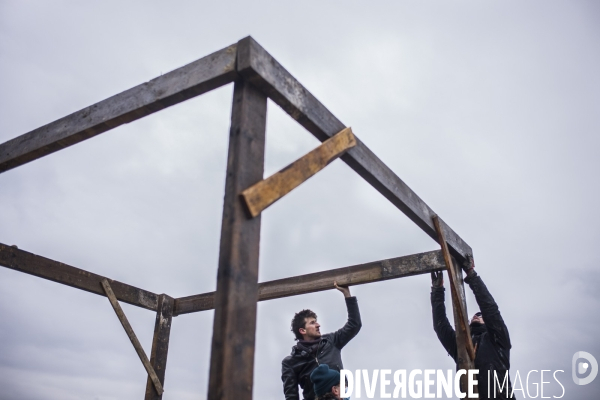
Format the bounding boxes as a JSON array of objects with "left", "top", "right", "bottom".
[
  {"left": 207, "top": 78, "right": 267, "bottom": 400},
  {"left": 432, "top": 215, "right": 475, "bottom": 362},
  {"left": 145, "top": 294, "right": 174, "bottom": 400},
  {"left": 174, "top": 250, "right": 445, "bottom": 316},
  {"left": 433, "top": 216, "right": 476, "bottom": 398},
  {"left": 1, "top": 35, "right": 470, "bottom": 263},
  {"left": 0, "top": 242, "right": 158, "bottom": 311},
  {"left": 101, "top": 280, "right": 164, "bottom": 396},
  {"left": 451, "top": 266, "right": 477, "bottom": 398},
  {"left": 0, "top": 44, "right": 238, "bottom": 173},
  {"left": 241, "top": 127, "right": 356, "bottom": 217},
  {"left": 236, "top": 36, "right": 472, "bottom": 264}
]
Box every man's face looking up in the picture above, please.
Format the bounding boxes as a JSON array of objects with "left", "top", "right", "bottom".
[
  {"left": 471, "top": 313, "right": 484, "bottom": 325},
  {"left": 299, "top": 317, "right": 321, "bottom": 340}
]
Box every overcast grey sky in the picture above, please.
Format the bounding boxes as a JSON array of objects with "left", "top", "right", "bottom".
[{"left": 1, "top": 1, "right": 599, "bottom": 399}]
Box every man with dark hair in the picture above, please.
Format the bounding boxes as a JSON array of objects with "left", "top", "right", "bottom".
[
  {"left": 282, "top": 282, "right": 361, "bottom": 400},
  {"left": 291, "top": 309, "right": 319, "bottom": 341},
  {"left": 430, "top": 261, "right": 514, "bottom": 399}
]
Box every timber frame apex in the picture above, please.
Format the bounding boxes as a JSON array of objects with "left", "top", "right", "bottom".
[{"left": 0, "top": 36, "right": 475, "bottom": 399}]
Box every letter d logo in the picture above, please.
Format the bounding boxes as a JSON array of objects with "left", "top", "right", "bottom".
[{"left": 572, "top": 351, "right": 598, "bottom": 385}]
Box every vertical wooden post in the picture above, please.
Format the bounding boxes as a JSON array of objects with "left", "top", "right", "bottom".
[
  {"left": 207, "top": 78, "right": 267, "bottom": 400},
  {"left": 144, "top": 294, "right": 174, "bottom": 400}
]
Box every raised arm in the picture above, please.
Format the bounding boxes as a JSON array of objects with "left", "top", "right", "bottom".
[
  {"left": 463, "top": 264, "right": 511, "bottom": 352},
  {"left": 331, "top": 281, "right": 362, "bottom": 349},
  {"left": 430, "top": 271, "right": 458, "bottom": 361}
]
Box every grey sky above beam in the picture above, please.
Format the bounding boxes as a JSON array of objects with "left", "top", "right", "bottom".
[
  {"left": 236, "top": 36, "right": 472, "bottom": 263},
  {"left": 173, "top": 250, "right": 446, "bottom": 316},
  {"left": 0, "top": 44, "right": 238, "bottom": 173},
  {"left": 0, "top": 242, "right": 158, "bottom": 311},
  {"left": 0, "top": 35, "right": 470, "bottom": 264},
  {"left": 0, "top": 35, "right": 470, "bottom": 316}
]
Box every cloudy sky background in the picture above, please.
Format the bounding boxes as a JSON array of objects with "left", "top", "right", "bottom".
[{"left": 1, "top": 1, "right": 599, "bottom": 399}]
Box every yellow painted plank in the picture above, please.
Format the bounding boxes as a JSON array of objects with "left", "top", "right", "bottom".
[{"left": 241, "top": 127, "right": 356, "bottom": 217}]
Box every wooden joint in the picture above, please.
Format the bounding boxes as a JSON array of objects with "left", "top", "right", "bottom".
[
  {"left": 101, "top": 279, "right": 164, "bottom": 396},
  {"left": 241, "top": 127, "right": 356, "bottom": 218}
]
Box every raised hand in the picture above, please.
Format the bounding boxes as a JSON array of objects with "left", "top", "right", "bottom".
[
  {"left": 431, "top": 271, "right": 444, "bottom": 288},
  {"left": 334, "top": 281, "right": 351, "bottom": 298},
  {"left": 463, "top": 255, "right": 476, "bottom": 278}
]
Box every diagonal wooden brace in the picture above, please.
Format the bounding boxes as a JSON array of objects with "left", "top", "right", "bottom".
[
  {"left": 101, "top": 279, "right": 164, "bottom": 396},
  {"left": 433, "top": 216, "right": 476, "bottom": 361},
  {"left": 433, "top": 216, "right": 479, "bottom": 398},
  {"left": 241, "top": 127, "right": 356, "bottom": 218},
  {"left": 433, "top": 216, "right": 478, "bottom": 398}
]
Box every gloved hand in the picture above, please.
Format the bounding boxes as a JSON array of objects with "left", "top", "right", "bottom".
[
  {"left": 431, "top": 271, "right": 444, "bottom": 288},
  {"left": 463, "top": 256, "right": 477, "bottom": 278}
]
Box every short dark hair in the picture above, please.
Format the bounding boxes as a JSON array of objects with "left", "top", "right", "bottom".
[{"left": 291, "top": 309, "right": 317, "bottom": 340}]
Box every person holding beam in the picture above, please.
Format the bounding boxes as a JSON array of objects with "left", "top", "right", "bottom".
[
  {"left": 282, "top": 282, "right": 361, "bottom": 400},
  {"left": 430, "top": 260, "right": 514, "bottom": 399}
]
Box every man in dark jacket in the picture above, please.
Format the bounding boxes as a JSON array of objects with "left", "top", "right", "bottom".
[
  {"left": 430, "top": 262, "right": 514, "bottom": 399},
  {"left": 282, "top": 282, "right": 361, "bottom": 400}
]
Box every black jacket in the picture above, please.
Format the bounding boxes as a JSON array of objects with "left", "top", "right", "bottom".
[
  {"left": 431, "top": 273, "right": 514, "bottom": 399},
  {"left": 281, "top": 297, "right": 362, "bottom": 400}
]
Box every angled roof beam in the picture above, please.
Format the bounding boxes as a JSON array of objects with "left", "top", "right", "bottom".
[
  {"left": 236, "top": 36, "right": 472, "bottom": 263},
  {"left": 0, "top": 44, "right": 238, "bottom": 173},
  {"left": 173, "top": 250, "right": 445, "bottom": 316},
  {"left": 0, "top": 242, "right": 159, "bottom": 311}
]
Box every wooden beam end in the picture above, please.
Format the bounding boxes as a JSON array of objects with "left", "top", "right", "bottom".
[
  {"left": 240, "top": 191, "right": 262, "bottom": 219},
  {"left": 239, "top": 126, "right": 356, "bottom": 219}
]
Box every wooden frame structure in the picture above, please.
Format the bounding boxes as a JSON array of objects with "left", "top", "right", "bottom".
[{"left": 0, "top": 36, "right": 476, "bottom": 399}]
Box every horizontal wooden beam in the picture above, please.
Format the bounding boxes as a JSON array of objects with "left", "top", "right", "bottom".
[
  {"left": 236, "top": 36, "right": 472, "bottom": 264},
  {"left": 241, "top": 127, "right": 356, "bottom": 217},
  {"left": 0, "top": 44, "right": 238, "bottom": 173},
  {"left": 174, "top": 250, "right": 445, "bottom": 316},
  {"left": 0, "top": 242, "right": 158, "bottom": 311}
]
